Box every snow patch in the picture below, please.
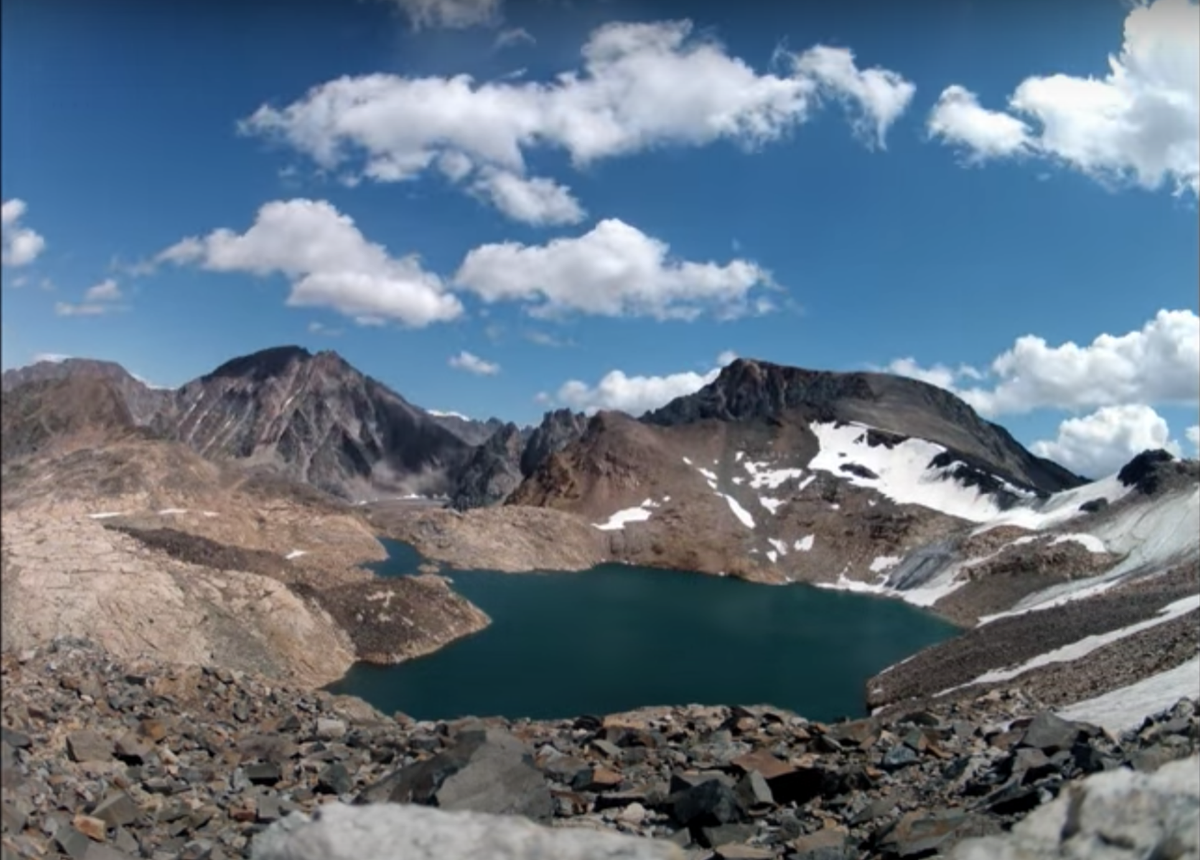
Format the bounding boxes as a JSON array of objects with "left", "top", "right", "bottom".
[
  {"left": 87, "top": 512, "right": 125, "bottom": 520},
  {"left": 157, "top": 508, "right": 188, "bottom": 516},
  {"left": 952, "top": 595, "right": 1200, "bottom": 693},
  {"left": 1050, "top": 533, "right": 1108, "bottom": 554},
  {"left": 768, "top": 538, "right": 788, "bottom": 558},
  {"left": 759, "top": 496, "right": 783, "bottom": 514},
  {"left": 810, "top": 421, "right": 1023, "bottom": 523},
  {"left": 285, "top": 550, "right": 308, "bottom": 560},
  {"left": 870, "top": 555, "right": 902, "bottom": 573},
  {"left": 794, "top": 535, "right": 815, "bottom": 552},
  {"left": 720, "top": 494, "right": 756, "bottom": 529},
  {"left": 592, "top": 503, "right": 654, "bottom": 531},
  {"left": 981, "top": 487, "right": 1200, "bottom": 623},
  {"left": 815, "top": 572, "right": 889, "bottom": 595},
  {"left": 1057, "top": 657, "right": 1200, "bottom": 733},
  {"left": 741, "top": 459, "right": 806, "bottom": 491}
]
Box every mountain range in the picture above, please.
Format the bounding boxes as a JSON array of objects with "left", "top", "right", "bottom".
[
  {"left": 0, "top": 345, "right": 1085, "bottom": 516},
  {"left": 2, "top": 342, "right": 1196, "bottom": 742}
]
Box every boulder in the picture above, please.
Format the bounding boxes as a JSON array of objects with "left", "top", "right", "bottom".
[
  {"left": 356, "top": 729, "right": 553, "bottom": 823},
  {"left": 951, "top": 755, "right": 1200, "bottom": 860},
  {"left": 250, "top": 802, "right": 683, "bottom": 860}
]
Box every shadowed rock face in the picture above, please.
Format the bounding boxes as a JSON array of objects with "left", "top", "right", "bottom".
[
  {"left": 644, "top": 359, "right": 1085, "bottom": 495},
  {"left": 450, "top": 423, "right": 527, "bottom": 510},
  {"left": 521, "top": 409, "right": 590, "bottom": 477},
  {"left": 1, "top": 348, "right": 587, "bottom": 507},
  {"left": 167, "top": 347, "right": 474, "bottom": 501}
]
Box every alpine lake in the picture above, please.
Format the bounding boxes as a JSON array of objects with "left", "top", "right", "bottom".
[{"left": 326, "top": 540, "right": 958, "bottom": 722}]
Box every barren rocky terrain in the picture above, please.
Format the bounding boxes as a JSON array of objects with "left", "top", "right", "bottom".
[
  {"left": 0, "top": 381, "right": 491, "bottom": 688},
  {"left": 2, "top": 639, "right": 1197, "bottom": 860},
  {"left": 3, "top": 350, "right": 1199, "bottom": 860}
]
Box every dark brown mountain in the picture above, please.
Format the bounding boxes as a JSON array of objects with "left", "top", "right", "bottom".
[
  {"left": 1, "top": 349, "right": 580, "bottom": 505},
  {"left": 505, "top": 359, "right": 1090, "bottom": 582},
  {"left": 644, "top": 359, "right": 1084, "bottom": 494},
  {"left": 165, "top": 346, "right": 474, "bottom": 500}
]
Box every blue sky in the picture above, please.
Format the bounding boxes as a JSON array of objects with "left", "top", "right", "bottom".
[{"left": 2, "top": 0, "right": 1197, "bottom": 478}]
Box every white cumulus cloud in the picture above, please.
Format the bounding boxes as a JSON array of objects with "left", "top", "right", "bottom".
[
  {"left": 790, "top": 45, "right": 916, "bottom": 148},
  {"left": 1031, "top": 404, "right": 1182, "bottom": 478},
  {"left": 883, "top": 356, "right": 984, "bottom": 392},
  {"left": 470, "top": 169, "right": 586, "bottom": 226},
  {"left": 929, "top": 0, "right": 1200, "bottom": 196},
  {"left": 454, "top": 218, "right": 775, "bottom": 321},
  {"left": 927, "top": 86, "right": 1035, "bottom": 162},
  {"left": 888, "top": 309, "right": 1200, "bottom": 417},
  {"left": 1, "top": 199, "right": 47, "bottom": 267},
  {"left": 449, "top": 350, "right": 500, "bottom": 375},
  {"left": 157, "top": 199, "right": 463, "bottom": 328},
  {"left": 240, "top": 20, "right": 914, "bottom": 223},
  {"left": 1188, "top": 424, "right": 1200, "bottom": 452},
  {"left": 548, "top": 350, "right": 737, "bottom": 416}
]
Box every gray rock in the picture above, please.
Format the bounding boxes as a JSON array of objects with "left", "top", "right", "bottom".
[
  {"left": 316, "top": 763, "right": 353, "bottom": 796},
  {"left": 249, "top": 802, "right": 683, "bottom": 860},
  {"left": 951, "top": 754, "right": 1200, "bottom": 860},
  {"left": 1020, "top": 712, "right": 1085, "bottom": 754},
  {"left": 66, "top": 730, "right": 113, "bottom": 763},
  {"left": 788, "top": 828, "right": 851, "bottom": 860},
  {"left": 670, "top": 779, "right": 746, "bottom": 827},
  {"left": 875, "top": 810, "right": 971, "bottom": 858},
  {"left": 92, "top": 791, "right": 141, "bottom": 828},
  {"left": 881, "top": 745, "right": 919, "bottom": 770},
  {"left": 356, "top": 729, "right": 553, "bottom": 823},
  {"left": 245, "top": 762, "right": 283, "bottom": 785},
  {"left": 315, "top": 719, "right": 346, "bottom": 741},
  {"left": 734, "top": 771, "right": 774, "bottom": 811}
]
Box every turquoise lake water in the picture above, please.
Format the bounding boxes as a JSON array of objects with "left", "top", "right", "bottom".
[{"left": 326, "top": 539, "right": 958, "bottom": 722}]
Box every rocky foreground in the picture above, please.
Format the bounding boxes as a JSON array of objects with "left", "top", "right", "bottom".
[{"left": 4, "top": 639, "right": 1199, "bottom": 860}]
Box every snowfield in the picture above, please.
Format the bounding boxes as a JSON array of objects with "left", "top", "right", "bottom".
[
  {"left": 808, "top": 422, "right": 1030, "bottom": 524},
  {"left": 1057, "top": 656, "right": 1200, "bottom": 733}
]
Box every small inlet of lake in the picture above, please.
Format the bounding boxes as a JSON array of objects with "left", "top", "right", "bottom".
[{"left": 325, "top": 540, "right": 958, "bottom": 723}]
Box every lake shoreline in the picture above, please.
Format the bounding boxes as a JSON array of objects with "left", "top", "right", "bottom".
[{"left": 329, "top": 538, "right": 959, "bottom": 723}]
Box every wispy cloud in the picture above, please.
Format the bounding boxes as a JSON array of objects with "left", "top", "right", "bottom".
[{"left": 449, "top": 350, "right": 501, "bottom": 375}]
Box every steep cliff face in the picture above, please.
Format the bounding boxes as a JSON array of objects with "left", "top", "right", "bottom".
[
  {"left": 449, "top": 423, "right": 527, "bottom": 510},
  {"left": 521, "top": 409, "right": 590, "bottom": 477},
  {"left": 168, "top": 346, "right": 473, "bottom": 500}
]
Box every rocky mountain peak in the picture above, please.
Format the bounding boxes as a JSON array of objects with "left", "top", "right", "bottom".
[
  {"left": 1117, "top": 448, "right": 1200, "bottom": 496},
  {"left": 643, "top": 359, "right": 1083, "bottom": 495},
  {"left": 201, "top": 345, "right": 314, "bottom": 383},
  {"left": 520, "top": 409, "right": 590, "bottom": 478}
]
